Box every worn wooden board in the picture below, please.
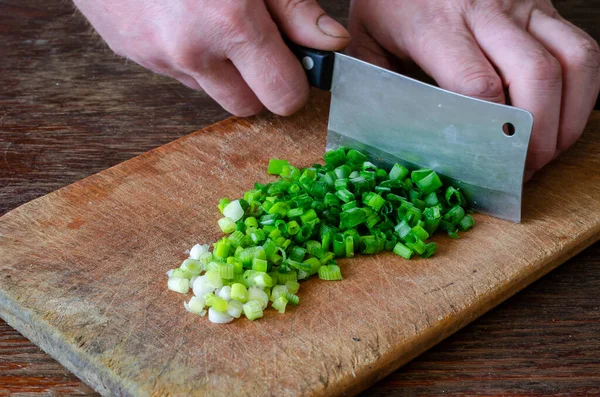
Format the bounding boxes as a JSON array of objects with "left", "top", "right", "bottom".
[{"left": 0, "top": 93, "right": 599, "bottom": 397}]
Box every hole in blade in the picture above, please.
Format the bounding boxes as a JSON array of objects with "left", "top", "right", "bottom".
[{"left": 502, "top": 122, "right": 515, "bottom": 137}]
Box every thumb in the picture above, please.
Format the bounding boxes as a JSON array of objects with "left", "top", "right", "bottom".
[{"left": 265, "top": 0, "right": 350, "bottom": 51}]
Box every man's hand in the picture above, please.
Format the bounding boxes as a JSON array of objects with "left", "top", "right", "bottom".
[
  {"left": 348, "top": 0, "right": 600, "bottom": 178},
  {"left": 74, "top": 0, "right": 349, "bottom": 116}
]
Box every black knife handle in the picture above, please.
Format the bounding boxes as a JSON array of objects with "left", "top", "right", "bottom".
[{"left": 286, "top": 40, "right": 335, "bottom": 91}]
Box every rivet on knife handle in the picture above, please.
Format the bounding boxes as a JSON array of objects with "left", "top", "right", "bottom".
[{"left": 286, "top": 41, "right": 335, "bottom": 91}]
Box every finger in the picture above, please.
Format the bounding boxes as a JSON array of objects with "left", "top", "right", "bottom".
[
  {"left": 226, "top": 6, "right": 309, "bottom": 116},
  {"left": 404, "top": 23, "right": 506, "bottom": 103},
  {"left": 469, "top": 15, "right": 563, "bottom": 172},
  {"left": 265, "top": 0, "right": 350, "bottom": 51},
  {"left": 528, "top": 9, "right": 600, "bottom": 152},
  {"left": 191, "top": 60, "right": 263, "bottom": 117},
  {"left": 346, "top": 20, "right": 393, "bottom": 70}
]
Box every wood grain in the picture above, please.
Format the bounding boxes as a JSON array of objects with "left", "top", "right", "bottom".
[
  {"left": 1, "top": 91, "right": 599, "bottom": 396},
  {"left": 1, "top": 0, "right": 599, "bottom": 396}
]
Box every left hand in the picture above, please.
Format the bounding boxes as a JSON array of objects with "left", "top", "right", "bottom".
[{"left": 347, "top": 0, "right": 600, "bottom": 180}]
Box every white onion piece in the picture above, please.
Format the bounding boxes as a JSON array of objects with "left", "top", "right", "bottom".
[
  {"left": 227, "top": 300, "right": 243, "bottom": 318},
  {"left": 193, "top": 276, "right": 215, "bottom": 297},
  {"left": 184, "top": 296, "right": 206, "bottom": 314},
  {"left": 189, "top": 275, "right": 198, "bottom": 288},
  {"left": 218, "top": 286, "right": 232, "bottom": 301},
  {"left": 189, "top": 244, "right": 209, "bottom": 260},
  {"left": 248, "top": 287, "right": 269, "bottom": 310},
  {"left": 208, "top": 307, "right": 234, "bottom": 324},
  {"left": 223, "top": 200, "right": 244, "bottom": 222},
  {"left": 167, "top": 277, "right": 189, "bottom": 294},
  {"left": 165, "top": 269, "right": 174, "bottom": 278}
]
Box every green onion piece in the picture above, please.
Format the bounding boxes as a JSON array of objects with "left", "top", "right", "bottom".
[
  {"left": 345, "top": 235, "right": 355, "bottom": 258},
  {"left": 218, "top": 198, "right": 231, "bottom": 214},
  {"left": 171, "top": 268, "right": 192, "bottom": 280},
  {"left": 448, "top": 229, "right": 460, "bottom": 239},
  {"left": 285, "top": 281, "right": 300, "bottom": 294},
  {"left": 213, "top": 238, "right": 232, "bottom": 260},
  {"left": 318, "top": 264, "right": 343, "bottom": 281},
  {"left": 277, "top": 270, "right": 297, "bottom": 283},
  {"left": 227, "top": 256, "right": 244, "bottom": 274},
  {"left": 458, "top": 214, "right": 474, "bottom": 231},
  {"left": 228, "top": 230, "right": 245, "bottom": 248},
  {"left": 262, "top": 239, "right": 277, "bottom": 258},
  {"left": 335, "top": 189, "right": 355, "bottom": 203},
  {"left": 286, "top": 220, "right": 300, "bottom": 235},
  {"left": 333, "top": 233, "right": 346, "bottom": 257},
  {"left": 231, "top": 283, "right": 249, "bottom": 303},
  {"left": 252, "top": 258, "right": 268, "bottom": 272},
  {"left": 180, "top": 259, "right": 203, "bottom": 275},
  {"left": 219, "top": 263, "right": 235, "bottom": 279},
  {"left": 270, "top": 285, "right": 288, "bottom": 302},
  {"left": 167, "top": 277, "right": 190, "bottom": 294},
  {"left": 267, "top": 159, "right": 288, "bottom": 175},
  {"left": 243, "top": 300, "right": 264, "bottom": 320},
  {"left": 414, "top": 170, "right": 443, "bottom": 195},
  {"left": 389, "top": 163, "right": 409, "bottom": 180},
  {"left": 394, "top": 220, "right": 412, "bottom": 239},
  {"left": 340, "top": 207, "right": 366, "bottom": 229},
  {"left": 285, "top": 293, "right": 300, "bottom": 305},
  {"left": 300, "top": 208, "right": 318, "bottom": 224},
  {"left": 268, "top": 228, "right": 282, "bottom": 240},
  {"left": 289, "top": 246, "right": 307, "bottom": 262},
  {"left": 424, "top": 192, "right": 439, "bottom": 206},
  {"left": 445, "top": 186, "right": 466, "bottom": 207},
  {"left": 443, "top": 205, "right": 466, "bottom": 225},
  {"left": 411, "top": 225, "right": 430, "bottom": 241},
  {"left": 346, "top": 149, "right": 368, "bottom": 165},
  {"left": 393, "top": 242, "right": 413, "bottom": 259},
  {"left": 205, "top": 294, "right": 228, "bottom": 312},
  {"left": 404, "top": 233, "right": 427, "bottom": 255},
  {"left": 324, "top": 147, "right": 346, "bottom": 168},
  {"left": 306, "top": 240, "right": 324, "bottom": 258},
  {"left": 334, "top": 178, "right": 349, "bottom": 191},
  {"left": 304, "top": 257, "right": 322, "bottom": 275},
  {"left": 421, "top": 242, "right": 438, "bottom": 258},
  {"left": 227, "top": 300, "right": 243, "bottom": 318},
  {"left": 272, "top": 296, "right": 288, "bottom": 313}
]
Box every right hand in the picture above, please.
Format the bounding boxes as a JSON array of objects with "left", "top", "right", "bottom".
[{"left": 74, "top": 0, "right": 350, "bottom": 116}]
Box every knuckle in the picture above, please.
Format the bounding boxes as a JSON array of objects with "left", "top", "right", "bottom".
[
  {"left": 565, "top": 36, "right": 600, "bottom": 73},
  {"left": 456, "top": 65, "right": 504, "bottom": 101},
  {"left": 283, "top": 0, "right": 312, "bottom": 14},
  {"left": 271, "top": 85, "right": 309, "bottom": 116},
  {"left": 522, "top": 50, "right": 562, "bottom": 85}
]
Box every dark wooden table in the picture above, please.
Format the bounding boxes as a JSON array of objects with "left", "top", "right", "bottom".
[{"left": 1, "top": 1, "right": 599, "bottom": 395}]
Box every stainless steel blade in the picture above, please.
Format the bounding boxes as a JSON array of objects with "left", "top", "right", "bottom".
[{"left": 326, "top": 53, "right": 533, "bottom": 222}]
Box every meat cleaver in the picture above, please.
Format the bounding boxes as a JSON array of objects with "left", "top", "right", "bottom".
[{"left": 287, "top": 43, "right": 533, "bottom": 223}]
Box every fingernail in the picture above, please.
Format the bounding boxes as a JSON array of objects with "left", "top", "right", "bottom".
[{"left": 316, "top": 14, "right": 350, "bottom": 39}]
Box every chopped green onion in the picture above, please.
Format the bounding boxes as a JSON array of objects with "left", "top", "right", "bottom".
[
  {"left": 285, "top": 281, "right": 300, "bottom": 294},
  {"left": 458, "top": 214, "right": 475, "bottom": 231},
  {"left": 267, "top": 159, "right": 289, "bottom": 175},
  {"left": 231, "top": 283, "right": 248, "bottom": 303},
  {"left": 243, "top": 300, "right": 264, "bottom": 320},
  {"left": 393, "top": 242, "right": 413, "bottom": 259},
  {"left": 318, "top": 264, "right": 343, "bottom": 280},
  {"left": 168, "top": 277, "right": 189, "bottom": 294},
  {"left": 171, "top": 147, "right": 475, "bottom": 323},
  {"left": 272, "top": 296, "right": 288, "bottom": 313}
]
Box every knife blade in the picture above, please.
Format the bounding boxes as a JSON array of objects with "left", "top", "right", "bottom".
[{"left": 288, "top": 44, "right": 533, "bottom": 222}]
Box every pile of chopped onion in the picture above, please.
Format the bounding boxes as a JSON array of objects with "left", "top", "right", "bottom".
[{"left": 167, "top": 147, "right": 474, "bottom": 323}]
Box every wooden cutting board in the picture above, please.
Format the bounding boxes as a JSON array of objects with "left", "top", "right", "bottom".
[{"left": 1, "top": 92, "right": 599, "bottom": 397}]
